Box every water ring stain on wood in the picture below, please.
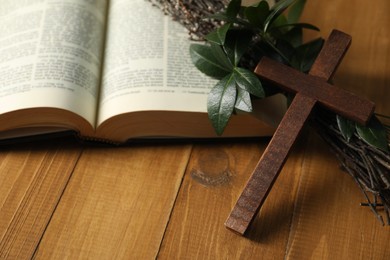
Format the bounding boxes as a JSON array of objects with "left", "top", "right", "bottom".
[{"left": 191, "top": 148, "right": 232, "bottom": 186}]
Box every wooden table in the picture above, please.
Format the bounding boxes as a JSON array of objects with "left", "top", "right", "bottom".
[{"left": 1, "top": 1, "right": 389, "bottom": 259}]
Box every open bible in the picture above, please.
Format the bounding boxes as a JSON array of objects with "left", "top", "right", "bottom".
[{"left": 0, "top": 0, "right": 284, "bottom": 144}]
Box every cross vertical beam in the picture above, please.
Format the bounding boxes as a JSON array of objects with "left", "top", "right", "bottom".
[{"left": 225, "top": 30, "right": 375, "bottom": 235}]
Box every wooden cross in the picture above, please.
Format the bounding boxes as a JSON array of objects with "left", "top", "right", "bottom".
[{"left": 225, "top": 30, "right": 375, "bottom": 235}]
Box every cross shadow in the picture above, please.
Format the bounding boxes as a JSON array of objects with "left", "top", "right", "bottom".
[
  {"left": 243, "top": 133, "right": 340, "bottom": 245},
  {"left": 334, "top": 71, "right": 389, "bottom": 113}
]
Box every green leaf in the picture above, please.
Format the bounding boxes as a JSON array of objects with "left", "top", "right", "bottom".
[
  {"left": 224, "top": 29, "right": 253, "bottom": 66},
  {"left": 287, "top": 0, "right": 306, "bottom": 23},
  {"left": 279, "top": 27, "right": 303, "bottom": 48},
  {"left": 263, "top": 36, "right": 291, "bottom": 64},
  {"left": 244, "top": 1, "right": 269, "bottom": 27},
  {"left": 226, "top": 0, "right": 242, "bottom": 18},
  {"left": 356, "top": 116, "right": 389, "bottom": 152},
  {"left": 275, "top": 40, "right": 296, "bottom": 61},
  {"left": 233, "top": 67, "right": 264, "bottom": 98},
  {"left": 210, "top": 43, "right": 234, "bottom": 71},
  {"left": 190, "top": 44, "right": 231, "bottom": 79},
  {"left": 291, "top": 37, "right": 324, "bottom": 72},
  {"left": 205, "top": 23, "right": 231, "bottom": 45},
  {"left": 336, "top": 115, "right": 355, "bottom": 142},
  {"left": 235, "top": 87, "right": 252, "bottom": 112},
  {"left": 208, "top": 73, "right": 237, "bottom": 135},
  {"left": 264, "top": 0, "right": 295, "bottom": 32},
  {"left": 269, "top": 13, "right": 288, "bottom": 31}
]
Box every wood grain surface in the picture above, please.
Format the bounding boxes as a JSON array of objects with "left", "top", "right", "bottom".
[
  {"left": 0, "top": 141, "right": 82, "bottom": 259},
  {"left": 225, "top": 29, "right": 374, "bottom": 235},
  {"left": 0, "top": 0, "right": 389, "bottom": 259}
]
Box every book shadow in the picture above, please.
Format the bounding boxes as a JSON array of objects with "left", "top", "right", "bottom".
[
  {"left": 0, "top": 131, "right": 80, "bottom": 152},
  {"left": 0, "top": 130, "right": 271, "bottom": 152}
]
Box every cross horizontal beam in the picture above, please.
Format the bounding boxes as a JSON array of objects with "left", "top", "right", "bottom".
[{"left": 255, "top": 58, "right": 375, "bottom": 125}]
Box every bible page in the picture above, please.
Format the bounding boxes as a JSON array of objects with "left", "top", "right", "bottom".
[
  {"left": 97, "top": 0, "right": 218, "bottom": 125},
  {"left": 0, "top": 0, "right": 107, "bottom": 127}
]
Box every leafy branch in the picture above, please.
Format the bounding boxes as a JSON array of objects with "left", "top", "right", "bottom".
[
  {"left": 187, "top": 0, "right": 390, "bottom": 223},
  {"left": 150, "top": 0, "right": 390, "bottom": 223},
  {"left": 189, "top": 0, "right": 389, "bottom": 151},
  {"left": 190, "top": 0, "right": 323, "bottom": 134}
]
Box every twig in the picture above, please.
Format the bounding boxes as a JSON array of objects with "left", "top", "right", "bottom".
[
  {"left": 312, "top": 110, "right": 390, "bottom": 224},
  {"left": 147, "top": 0, "right": 228, "bottom": 40},
  {"left": 151, "top": 0, "right": 390, "bottom": 225}
]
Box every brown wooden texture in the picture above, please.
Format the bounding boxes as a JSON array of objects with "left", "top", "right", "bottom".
[
  {"left": 309, "top": 30, "right": 351, "bottom": 81},
  {"left": 0, "top": 0, "right": 389, "bottom": 259},
  {"left": 256, "top": 56, "right": 375, "bottom": 125},
  {"left": 285, "top": 133, "right": 390, "bottom": 259},
  {"left": 0, "top": 140, "right": 82, "bottom": 259},
  {"left": 33, "top": 145, "right": 192, "bottom": 259},
  {"left": 226, "top": 29, "right": 374, "bottom": 235},
  {"left": 157, "top": 141, "right": 307, "bottom": 259},
  {"left": 284, "top": 0, "right": 390, "bottom": 257},
  {"left": 301, "top": 0, "right": 390, "bottom": 115},
  {"left": 225, "top": 95, "right": 316, "bottom": 234}
]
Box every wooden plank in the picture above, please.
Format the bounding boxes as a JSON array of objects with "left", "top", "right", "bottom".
[
  {"left": 309, "top": 30, "right": 351, "bottom": 81},
  {"left": 301, "top": 0, "right": 390, "bottom": 115},
  {"left": 255, "top": 57, "right": 375, "bottom": 125},
  {"left": 157, "top": 140, "right": 307, "bottom": 259},
  {"left": 285, "top": 134, "right": 390, "bottom": 259},
  {"left": 284, "top": 0, "right": 390, "bottom": 258},
  {"left": 0, "top": 139, "right": 82, "bottom": 259},
  {"left": 226, "top": 95, "right": 316, "bottom": 234},
  {"left": 33, "top": 144, "right": 192, "bottom": 259},
  {"left": 0, "top": 0, "right": 385, "bottom": 259}
]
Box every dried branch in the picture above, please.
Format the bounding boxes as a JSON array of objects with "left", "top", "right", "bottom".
[
  {"left": 147, "top": 0, "right": 229, "bottom": 40},
  {"left": 150, "top": 0, "right": 390, "bottom": 224},
  {"left": 312, "top": 110, "right": 390, "bottom": 224}
]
